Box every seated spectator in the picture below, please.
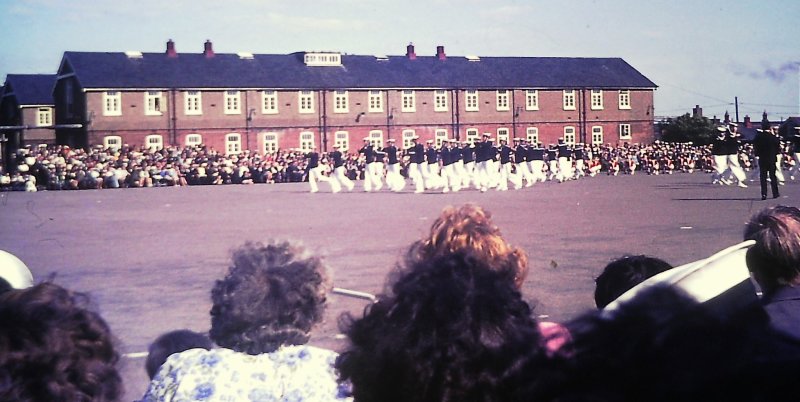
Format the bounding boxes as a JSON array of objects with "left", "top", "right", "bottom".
[
  {"left": 744, "top": 205, "right": 800, "bottom": 341},
  {"left": 594, "top": 255, "right": 673, "bottom": 308},
  {"left": 144, "top": 329, "right": 214, "bottom": 379},
  {"left": 336, "top": 252, "right": 551, "bottom": 402},
  {"left": 0, "top": 249, "right": 34, "bottom": 294},
  {"left": 141, "top": 240, "right": 349, "bottom": 401},
  {"left": 0, "top": 282, "right": 122, "bottom": 401}
]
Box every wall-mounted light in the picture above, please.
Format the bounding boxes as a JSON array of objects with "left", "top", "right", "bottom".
[{"left": 355, "top": 111, "right": 366, "bottom": 122}]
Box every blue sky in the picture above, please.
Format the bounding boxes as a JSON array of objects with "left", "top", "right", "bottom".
[{"left": 1, "top": 0, "right": 798, "bottom": 120}]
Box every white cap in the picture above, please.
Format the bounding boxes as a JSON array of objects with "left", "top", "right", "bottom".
[{"left": 0, "top": 250, "right": 33, "bottom": 289}]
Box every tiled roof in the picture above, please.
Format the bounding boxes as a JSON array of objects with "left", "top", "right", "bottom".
[
  {"left": 60, "top": 51, "right": 657, "bottom": 90},
  {"left": 3, "top": 74, "right": 56, "bottom": 105}
]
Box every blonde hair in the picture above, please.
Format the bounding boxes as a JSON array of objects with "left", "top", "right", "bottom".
[{"left": 408, "top": 204, "right": 529, "bottom": 288}]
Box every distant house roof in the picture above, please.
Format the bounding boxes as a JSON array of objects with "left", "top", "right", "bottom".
[
  {"left": 58, "top": 51, "right": 657, "bottom": 90},
  {"left": 2, "top": 74, "right": 56, "bottom": 106}
]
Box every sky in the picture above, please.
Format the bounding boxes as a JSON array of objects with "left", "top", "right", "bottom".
[{"left": 1, "top": 0, "right": 798, "bottom": 121}]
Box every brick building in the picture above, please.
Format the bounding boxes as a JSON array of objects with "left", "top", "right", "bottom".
[
  {"left": 0, "top": 74, "right": 57, "bottom": 162},
  {"left": 52, "top": 40, "right": 657, "bottom": 154}
]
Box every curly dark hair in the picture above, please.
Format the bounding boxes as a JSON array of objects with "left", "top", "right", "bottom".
[
  {"left": 209, "top": 240, "right": 331, "bottom": 355},
  {"left": 594, "top": 255, "right": 673, "bottom": 308},
  {"left": 0, "top": 282, "right": 122, "bottom": 402},
  {"left": 337, "top": 252, "right": 549, "bottom": 402}
]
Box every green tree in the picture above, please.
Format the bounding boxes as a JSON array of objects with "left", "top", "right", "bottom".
[{"left": 660, "top": 113, "right": 716, "bottom": 145}]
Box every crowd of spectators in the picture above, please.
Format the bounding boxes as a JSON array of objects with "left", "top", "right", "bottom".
[
  {"left": 1, "top": 140, "right": 797, "bottom": 191},
  {"left": 2, "top": 203, "right": 800, "bottom": 401}
]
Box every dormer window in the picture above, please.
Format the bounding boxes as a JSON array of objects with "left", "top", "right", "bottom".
[{"left": 304, "top": 52, "right": 342, "bottom": 66}]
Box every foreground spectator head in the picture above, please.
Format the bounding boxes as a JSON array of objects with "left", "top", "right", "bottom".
[
  {"left": 0, "top": 282, "right": 122, "bottom": 401},
  {"left": 594, "top": 255, "right": 673, "bottom": 308},
  {"left": 209, "top": 240, "right": 331, "bottom": 354},
  {"left": 744, "top": 205, "right": 800, "bottom": 293},
  {"left": 407, "top": 204, "right": 528, "bottom": 288},
  {"left": 337, "top": 252, "right": 548, "bottom": 402},
  {"left": 0, "top": 249, "right": 34, "bottom": 294},
  {"left": 145, "top": 329, "right": 214, "bottom": 379}
]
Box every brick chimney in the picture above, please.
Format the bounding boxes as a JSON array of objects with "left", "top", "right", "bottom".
[
  {"left": 743, "top": 115, "right": 751, "bottom": 128},
  {"left": 406, "top": 43, "right": 416, "bottom": 60},
  {"left": 166, "top": 39, "right": 177, "bottom": 58},
  {"left": 203, "top": 40, "right": 215, "bottom": 58},
  {"left": 436, "top": 45, "right": 446, "bottom": 61}
]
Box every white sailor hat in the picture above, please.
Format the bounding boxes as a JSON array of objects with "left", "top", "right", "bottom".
[
  {"left": 0, "top": 250, "right": 34, "bottom": 289},
  {"left": 387, "top": 138, "right": 396, "bottom": 142},
  {"left": 482, "top": 133, "right": 491, "bottom": 137},
  {"left": 794, "top": 126, "right": 800, "bottom": 130},
  {"left": 756, "top": 129, "right": 765, "bottom": 133},
  {"left": 332, "top": 144, "right": 340, "bottom": 148},
  {"left": 448, "top": 138, "right": 458, "bottom": 142},
  {"left": 513, "top": 137, "right": 522, "bottom": 141},
  {"left": 411, "top": 135, "right": 420, "bottom": 140},
  {"left": 716, "top": 126, "right": 727, "bottom": 132},
  {"left": 426, "top": 139, "right": 434, "bottom": 143},
  {"left": 363, "top": 137, "right": 370, "bottom": 141}
]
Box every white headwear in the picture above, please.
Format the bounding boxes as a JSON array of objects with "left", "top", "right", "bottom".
[{"left": 0, "top": 250, "right": 34, "bottom": 289}]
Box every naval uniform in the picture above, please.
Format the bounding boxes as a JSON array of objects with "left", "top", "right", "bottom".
[
  {"left": 330, "top": 150, "right": 354, "bottom": 191},
  {"left": 383, "top": 144, "right": 404, "bottom": 192},
  {"left": 461, "top": 144, "right": 476, "bottom": 188},
  {"left": 752, "top": 129, "right": 780, "bottom": 199},
  {"left": 514, "top": 143, "right": 532, "bottom": 187},
  {"left": 306, "top": 151, "right": 338, "bottom": 193},
  {"left": 407, "top": 142, "right": 426, "bottom": 193}
]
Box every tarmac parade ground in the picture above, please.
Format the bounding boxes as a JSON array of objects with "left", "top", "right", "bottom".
[{"left": 1, "top": 172, "right": 797, "bottom": 400}]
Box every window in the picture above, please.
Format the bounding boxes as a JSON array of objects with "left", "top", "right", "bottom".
[
  {"left": 226, "top": 133, "right": 242, "bottom": 155},
  {"left": 369, "top": 130, "right": 384, "bottom": 148},
  {"left": 185, "top": 91, "right": 202, "bottom": 115},
  {"left": 334, "top": 90, "right": 348, "bottom": 113},
  {"left": 497, "top": 128, "right": 510, "bottom": 143},
  {"left": 563, "top": 126, "right": 576, "bottom": 144},
  {"left": 224, "top": 91, "right": 241, "bottom": 114},
  {"left": 36, "top": 107, "right": 52, "bottom": 126},
  {"left": 299, "top": 91, "right": 315, "bottom": 114},
  {"left": 526, "top": 90, "right": 539, "bottom": 111},
  {"left": 591, "top": 90, "right": 603, "bottom": 110},
  {"left": 185, "top": 134, "right": 203, "bottom": 147},
  {"left": 103, "top": 135, "right": 122, "bottom": 150},
  {"left": 145, "top": 134, "right": 163, "bottom": 150},
  {"left": 563, "top": 90, "right": 576, "bottom": 111},
  {"left": 526, "top": 127, "right": 539, "bottom": 145},
  {"left": 466, "top": 128, "right": 479, "bottom": 144},
  {"left": 465, "top": 90, "right": 479, "bottom": 111},
  {"left": 402, "top": 130, "right": 416, "bottom": 149},
  {"left": 401, "top": 90, "right": 415, "bottom": 112},
  {"left": 299, "top": 131, "right": 315, "bottom": 151},
  {"left": 435, "top": 129, "right": 448, "bottom": 147},
  {"left": 334, "top": 131, "right": 349, "bottom": 151},
  {"left": 65, "top": 80, "right": 74, "bottom": 117},
  {"left": 145, "top": 91, "right": 163, "bottom": 115},
  {"left": 262, "top": 132, "right": 278, "bottom": 153},
  {"left": 434, "top": 90, "right": 448, "bottom": 112},
  {"left": 619, "top": 124, "right": 632, "bottom": 140},
  {"left": 103, "top": 91, "right": 121, "bottom": 116},
  {"left": 496, "top": 90, "right": 510, "bottom": 111},
  {"left": 368, "top": 91, "right": 383, "bottom": 112},
  {"left": 618, "top": 90, "right": 631, "bottom": 109},
  {"left": 591, "top": 126, "right": 604, "bottom": 144},
  {"left": 262, "top": 90, "right": 278, "bottom": 114}
]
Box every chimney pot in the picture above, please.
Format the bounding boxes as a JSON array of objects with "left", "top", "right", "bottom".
[
  {"left": 406, "top": 43, "right": 416, "bottom": 60},
  {"left": 166, "top": 39, "right": 177, "bottom": 58},
  {"left": 204, "top": 40, "right": 215, "bottom": 58},
  {"left": 436, "top": 45, "right": 446, "bottom": 61},
  {"left": 744, "top": 115, "right": 751, "bottom": 128}
]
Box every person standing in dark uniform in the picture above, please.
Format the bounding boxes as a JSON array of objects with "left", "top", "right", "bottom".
[
  {"left": 514, "top": 138, "right": 532, "bottom": 188},
  {"left": 497, "top": 139, "right": 517, "bottom": 191},
  {"left": 383, "top": 138, "right": 404, "bottom": 192},
  {"left": 789, "top": 126, "right": 800, "bottom": 181},
  {"left": 406, "top": 136, "right": 425, "bottom": 193},
  {"left": 305, "top": 147, "right": 339, "bottom": 193},
  {"left": 424, "top": 140, "right": 443, "bottom": 189},
  {"left": 330, "top": 145, "right": 354, "bottom": 191},
  {"left": 752, "top": 128, "right": 780, "bottom": 200},
  {"left": 710, "top": 126, "right": 730, "bottom": 185}
]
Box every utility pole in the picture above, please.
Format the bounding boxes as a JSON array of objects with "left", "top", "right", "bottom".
[{"left": 734, "top": 96, "right": 739, "bottom": 123}]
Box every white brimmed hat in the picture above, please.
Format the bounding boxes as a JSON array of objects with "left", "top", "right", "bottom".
[{"left": 0, "top": 250, "right": 33, "bottom": 289}]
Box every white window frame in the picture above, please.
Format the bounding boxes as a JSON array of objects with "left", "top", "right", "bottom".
[
  {"left": 496, "top": 90, "right": 510, "bottom": 111},
  {"left": 184, "top": 91, "right": 202, "bottom": 115},
  {"left": 402, "top": 129, "right": 416, "bottom": 149},
  {"left": 465, "top": 90, "right": 479, "bottom": 111},
  {"left": 299, "top": 91, "right": 315, "bottom": 114},
  {"left": 526, "top": 127, "right": 539, "bottom": 145},
  {"left": 226, "top": 133, "right": 242, "bottom": 155},
  {"left": 435, "top": 129, "right": 448, "bottom": 147},
  {"left": 103, "top": 91, "right": 122, "bottom": 116},
  {"left": 591, "top": 126, "right": 604, "bottom": 145},
  {"left": 497, "top": 127, "right": 510, "bottom": 143},
  {"left": 261, "top": 132, "right": 279, "bottom": 154},
  {"left": 618, "top": 90, "right": 631, "bottom": 110},
  {"left": 103, "top": 135, "right": 122, "bottom": 150},
  {"left": 465, "top": 128, "right": 479, "bottom": 144},
  {"left": 434, "top": 90, "right": 448, "bottom": 112},
  {"left": 262, "top": 90, "right": 279, "bottom": 114},
  {"left": 333, "top": 90, "right": 349, "bottom": 113},
  {"left": 145, "top": 134, "right": 164, "bottom": 151},
  {"left": 525, "top": 90, "right": 539, "bottom": 111},
  {"left": 145, "top": 91, "right": 164, "bottom": 115},
  {"left": 299, "top": 131, "right": 315, "bottom": 151},
  {"left": 36, "top": 107, "right": 52, "bottom": 126},
  {"left": 401, "top": 90, "right": 415, "bottom": 112},
  {"left": 563, "top": 126, "right": 576, "bottom": 144},
  {"left": 185, "top": 133, "right": 203, "bottom": 147},
  {"left": 590, "top": 90, "right": 603, "bottom": 110},
  {"left": 334, "top": 131, "right": 349, "bottom": 151},
  {"left": 563, "top": 90, "right": 576, "bottom": 111},
  {"left": 368, "top": 91, "right": 383, "bottom": 113},
  {"left": 619, "top": 124, "right": 632, "bottom": 140},
  {"left": 224, "top": 90, "right": 241, "bottom": 115},
  {"left": 369, "top": 130, "right": 384, "bottom": 148}
]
